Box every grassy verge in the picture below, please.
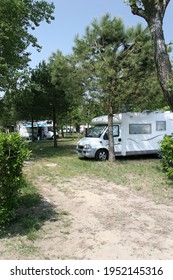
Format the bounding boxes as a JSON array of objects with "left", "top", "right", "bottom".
[{"left": 26, "top": 136, "right": 173, "bottom": 200}]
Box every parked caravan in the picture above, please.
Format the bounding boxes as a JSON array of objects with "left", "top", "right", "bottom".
[
  {"left": 16, "top": 120, "right": 54, "bottom": 140},
  {"left": 76, "top": 111, "right": 173, "bottom": 160}
]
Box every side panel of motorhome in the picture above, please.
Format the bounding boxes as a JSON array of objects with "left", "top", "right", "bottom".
[{"left": 122, "top": 111, "right": 173, "bottom": 156}]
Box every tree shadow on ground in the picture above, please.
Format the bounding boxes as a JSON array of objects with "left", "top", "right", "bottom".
[
  {"left": 0, "top": 192, "right": 61, "bottom": 239},
  {"left": 29, "top": 138, "right": 77, "bottom": 160}
]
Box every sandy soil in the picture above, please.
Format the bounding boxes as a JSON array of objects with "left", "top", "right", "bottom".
[{"left": 1, "top": 175, "right": 173, "bottom": 260}]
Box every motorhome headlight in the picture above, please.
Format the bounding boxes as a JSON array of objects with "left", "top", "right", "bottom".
[{"left": 84, "top": 144, "right": 92, "bottom": 149}]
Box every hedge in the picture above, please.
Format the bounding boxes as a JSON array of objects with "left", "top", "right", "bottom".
[
  {"left": 160, "top": 135, "right": 173, "bottom": 179},
  {"left": 0, "top": 132, "right": 30, "bottom": 225}
]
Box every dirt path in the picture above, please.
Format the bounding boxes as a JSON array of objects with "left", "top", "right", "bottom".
[{"left": 1, "top": 175, "right": 173, "bottom": 259}]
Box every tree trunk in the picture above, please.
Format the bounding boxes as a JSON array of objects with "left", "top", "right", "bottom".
[
  {"left": 108, "top": 105, "right": 115, "bottom": 162},
  {"left": 61, "top": 126, "right": 64, "bottom": 138},
  {"left": 52, "top": 106, "right": 57, "bottom": 148},
  {"left": 31, "top": 117, "right": 35, "bottom": 142},
  {"left": 129, "top": 0, "right": 173, "bottom": 110},
  {"left": 148, "top": 14, "right": 173, "bottom": 110}
]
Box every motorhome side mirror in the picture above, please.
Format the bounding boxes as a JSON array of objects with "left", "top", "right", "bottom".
[{"left": 118, "top": 138, "right": 121, "bottom": 142}]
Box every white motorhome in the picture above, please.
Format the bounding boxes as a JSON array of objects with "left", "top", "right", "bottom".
[
  {"left": 76, "top": 111, "right": 173, "bottom": 160},
  {"left": 16, "top": 120, "right": 54, "bottom": 140}
]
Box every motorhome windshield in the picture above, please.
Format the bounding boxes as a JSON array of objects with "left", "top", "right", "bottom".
[{"left": 87, "top": 125, "right": 107, "bottom": 138}]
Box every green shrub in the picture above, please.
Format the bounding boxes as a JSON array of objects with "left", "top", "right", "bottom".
[
  {"left": 160, "top": 135, "right": 173, "bottom": 179},
  {"left": 0, "top": 133, "right": 30, "bottom": 225}
]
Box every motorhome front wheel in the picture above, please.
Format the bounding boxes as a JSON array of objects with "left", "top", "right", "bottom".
[{"left": 95, "top": 149, "right": 108, "bottom": 161}]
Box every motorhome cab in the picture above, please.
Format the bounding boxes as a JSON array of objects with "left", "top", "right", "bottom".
[{"left": 76, "top": 111, "right": 173, "bottom": 160}]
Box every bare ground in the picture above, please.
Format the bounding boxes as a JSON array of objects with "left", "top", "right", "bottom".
[{"left": 1, "top": 174, "right": 173, "bottom": 260}]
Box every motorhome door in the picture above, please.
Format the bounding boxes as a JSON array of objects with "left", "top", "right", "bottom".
[
  {"left": 103, "top": 125, "right": 122, "bottom": 155},
  {"left": 113, "top": 125, "right": 122, "bottom": 155}
]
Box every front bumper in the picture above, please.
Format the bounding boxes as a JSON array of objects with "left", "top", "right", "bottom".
[{"left": 76, "top": 145, "right": 96, "bottom": 158}]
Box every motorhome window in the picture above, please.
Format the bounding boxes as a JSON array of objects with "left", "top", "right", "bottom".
[
  {"left": 48, "top": 127, "right": 53, "bottom": 132},
  {"left": 156, "top": 121, "right": 166, "bottom": 131},
  {"left": 87, "top": 125, "right": 107, "bottom": 138},
  {"left": 104, "top": 125, "right": 119, "bottom": 140},
  {"left": 113, "top": 125, "right": 119, "bottom": 137},
  {"left": 129, "top": 124, "right": 151, "bottom": 134}
]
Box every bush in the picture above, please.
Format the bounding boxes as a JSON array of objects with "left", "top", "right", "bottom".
[
  {"left": 0, "top": 133, "right": 30, "bottom": 225},
  {"left": 160, "top": 135, "right": 173, "bottom": 179}
]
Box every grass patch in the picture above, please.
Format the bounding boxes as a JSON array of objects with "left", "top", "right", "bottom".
[
  {"left": 26, "top": 137, "right": 173, "bottom": 201},
  {"left": 27, "top": 230, "right": 38, "bottom": 241},
  {"left": 0, "top": 179, "right": 57, "bottom": 239},
  {"left": 6, "top": 240, "right": 39, "bottom": 256}
]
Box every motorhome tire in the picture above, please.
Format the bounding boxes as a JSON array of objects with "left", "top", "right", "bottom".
[{"left": 95, "top": 149, "right": 108, "bottom": 161}]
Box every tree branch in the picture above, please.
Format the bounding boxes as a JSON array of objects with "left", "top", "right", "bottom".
[
  {"left": 162, "top": 0, "right": 170, "bottom": 17},
  {"left": 129, "top": 2, "right": 148, "bottom": 21}
]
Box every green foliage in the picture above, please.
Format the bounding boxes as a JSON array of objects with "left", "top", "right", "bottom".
[
  {"left": 160, "top": 135, "right": 173, "bottom": 179},
  {"left": 120, "top": 26, "right": 166, "bottom": 111},
  {"left": 0, "top": 92, "right": 18, "bottom": 127},
  {"left": 49, "top": 52, "right": 84, "bottom": 116},
  {"left": 0, "top": 0, "right": 55, "bottom": 91},
  {"left": 74, "top": 14, "right": 165, "bottom": 113},
  {"left": 0, "top": 133, "right": 30, "bottom": 225},
  {"left": 74, "top": 14, "right": 127, "bottom": 112}
]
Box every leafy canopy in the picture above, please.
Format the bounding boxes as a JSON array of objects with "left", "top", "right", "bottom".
[
  {"left": 0, "top": 0, "right": 55, "bottom": 91},
  {"left": 74, "top": 14, "right": 165, "bottom": 113}
]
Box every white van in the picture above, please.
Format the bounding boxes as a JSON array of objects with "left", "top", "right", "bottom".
[{"left": 76, "top": 111, "right": 173, "bottom": 160}]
